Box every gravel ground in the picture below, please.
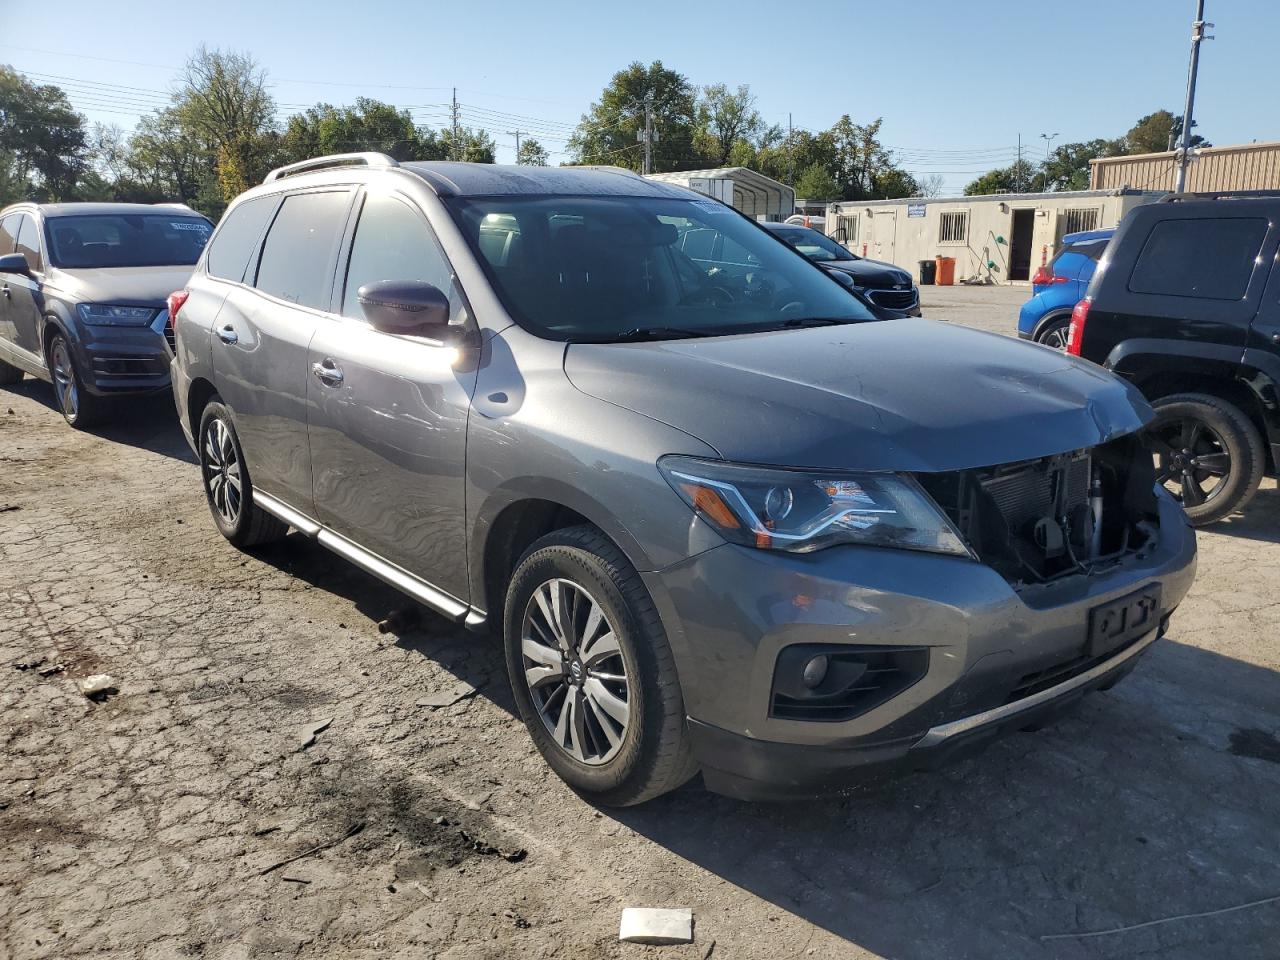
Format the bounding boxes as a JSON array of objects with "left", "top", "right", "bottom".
[{"left": 3, "top": 286, "right": 1279, "bottom": 959}]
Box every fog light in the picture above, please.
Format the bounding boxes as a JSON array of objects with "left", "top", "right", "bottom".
[{"left": 802, "top": 655, "right": 829, "bottom": 689}]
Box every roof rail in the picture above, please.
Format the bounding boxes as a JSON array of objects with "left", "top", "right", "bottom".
[
  {"left": 577, "top": 165, "right": 644, "bottom": 178},
  {"left": 1160, "top": 189, "right": 1280, "bottom": 202},
  {"left": 264, "top": 152, "right": 399, "bottom": 184}
]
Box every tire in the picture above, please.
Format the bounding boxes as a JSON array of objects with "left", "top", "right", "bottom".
[
  {"left": 1148, "top": 392, "right": 1265, "bottom": 525},
  {"left": 0, "top": 357, "right": 22, "bottom": 385},
  {"left": 1035, "top": 316, "right": 1071, "bottom": 351},
  {"left": 197, "top": 398, "right": 288, "bottom": 548},
  {"left": 46, "top": 331, "right": 106, "bottom": 429},
  {"left": 503, "top": 525, "right": 697, "bottom": 806}
]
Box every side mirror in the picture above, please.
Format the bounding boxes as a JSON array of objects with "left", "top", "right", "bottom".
[
  {"left": 358, "top": 280, "right": 452, "bottom": 338},
  {"left": 826, "top": 268, "right": 856, "bottom": 289},
  {"left": 0, "top": 253, "right": 30, "bottom": 276}
]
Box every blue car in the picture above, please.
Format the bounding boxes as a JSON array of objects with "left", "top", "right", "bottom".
[{"left": 1017, "top": 228, "right": 1114, "bottom": 349}]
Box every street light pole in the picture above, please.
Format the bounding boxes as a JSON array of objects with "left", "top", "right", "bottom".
[
  {"left": 1174, "top": 0, "right": 1213, "bottom": 193},
  {"left": 1040, "top": 132, "right": 1059, "bottom": 161}
]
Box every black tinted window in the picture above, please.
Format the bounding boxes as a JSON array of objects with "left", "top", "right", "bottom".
[
  {"left": 46, "top": 214, "right": 210, "bottom": 269},
  {"left": 16, "top": 215, "right": 43, "bottom": 271},
  {"left": 207, "top": 196, "right": 279, "bottom": 282},
  {"left": 0, "top": 215, "right": 18, "bottom": 255},
  {"left": 255, "top": 191, "right": 350, "bottom": 309},
  {"left": 341, "top": 194, "right": 453, "bottom": 319},
  {"left": 1129, "top": 218, "right": 1269, "bottom": 301}
]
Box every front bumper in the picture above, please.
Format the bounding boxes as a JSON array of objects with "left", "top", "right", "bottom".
[
  {"left": 73, "top": 310, "right": 172, "bottom": 396},
  {"left": 644, "top": 490, "right": 1196, "bottom": 800}
]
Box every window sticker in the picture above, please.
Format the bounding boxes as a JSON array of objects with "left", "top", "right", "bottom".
[
  {"left": 171, "top": 222, "right": 210, "bottom": 232},
  {"left": 690, "top": 200, "right": 731, "bottom": 216}
]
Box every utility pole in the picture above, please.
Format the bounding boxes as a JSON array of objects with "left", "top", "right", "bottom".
[
  {"left": 450, "top": 88, "right": 460, "bottom": 162},
  {"left": 1016, "top": 133, "right": 1022, "bottom": 193},
  {"left": 787, "top": 113, "right": 794, "bottom": 186},
  {"left": 509, "top": 129, "right": 524, "bottom": 164},
  {"left": 1174, "top": 0, "right": 1213, "bottom": 193},
  {"left": 638, "top": 90, "right": 656, "bottom": 175}
]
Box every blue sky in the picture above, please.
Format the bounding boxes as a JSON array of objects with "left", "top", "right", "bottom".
[{"left": 2, "top": 0, "right": 1274, "bottom": 194}]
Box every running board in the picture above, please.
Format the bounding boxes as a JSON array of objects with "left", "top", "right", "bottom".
[{"left": 253, "top": 491, "right": 471, "bottom": 623}]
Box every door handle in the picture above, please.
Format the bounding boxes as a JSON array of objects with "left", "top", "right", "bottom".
[
  {"left": 1, "top": 284, "right": 9, "bottom": 299},
  {"left": 311, "top": 358, "right": 344, "bottom": 386},
  {"left": 216, "top": 324, "right": 238, "bottom": 344}
]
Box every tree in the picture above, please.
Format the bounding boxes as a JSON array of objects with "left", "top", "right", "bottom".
[
  {"left": 755, "top": 128, "right": 836, "bottom": 186},
  {"left": 0, "top": 66, "right": 89, "bottom": 201},
  {"left": 173, "top": 47, "right": 277, "bottom": 204},
  {"left": 917, "top": 173, "right": 946, "bottom": 198},
  {"left": 695, "top": 84, "right": 763, "bottom": 167},
  {"left": 568, "top": 61, "right": 697, "bottom": 172},
  {"left": 963, "top": 159, "right": 1041, "bottom": 195},
  {"left": 1126, "top": 109, "right": 1208, "bottom": 155},
  {"left": 793, "top": 163, "right": 840, "bottom": 201},
  {"left": 1040, "top": 138, "right": 1125, "bottom": 191},
  {"left": 517, "top": 137, "right": 549, "bottom": 166},
  {"left": 280, "top": 98, "right": 430, "bottom": 162}
]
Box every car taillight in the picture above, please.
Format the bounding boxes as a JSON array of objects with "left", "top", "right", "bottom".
[
  {"left": 1066, "top": 298, "right": 1090, "bottom": 356},
  {"left": 1032, "top": 266, "right": 1052, "bottom": 285},
  {"left": 167, "top": 289, "right": 189, "bottom": 319}
]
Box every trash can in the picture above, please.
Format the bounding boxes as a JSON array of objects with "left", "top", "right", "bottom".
[
  {"left": 935, "top": 256, "right": 956, "bottom": 286},
  {"left": 918, "top": 259, "right": 936, "bottom": 285}
]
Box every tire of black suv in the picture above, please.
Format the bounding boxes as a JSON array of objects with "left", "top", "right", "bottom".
[
  {"left": 503, "top": 525, "right": 698, "bottom": 806},
  {"left": 197, "top": 398, "right": 289, "bottom": 548},
  {"left": 0, "top": 357, "right": 22, "bottom": 385},
  {"left": 1149, "top": 392, "right": 1265, "bottom": 525},
  {"left": 46, "top": 331, "right": 106, "bottom": 429}
]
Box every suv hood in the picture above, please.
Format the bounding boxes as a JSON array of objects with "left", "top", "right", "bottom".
[
  {"left": 820, "top": 257, "right": 913, "bottom": 288},
  {"left": 47, "top": 265, "right": 196, "bottom": 307},
  {"left": 564, "top": 318, "right": 1152, "bottom": 473}
]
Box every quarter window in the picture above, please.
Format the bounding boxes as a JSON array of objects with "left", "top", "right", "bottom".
[
  {"left": 207, "top": 195, "right": 279, "bottom": 282},
  {"left": 341, "top": 193, "right": 454, "bottom": 320},
  {"left": 255, "top": 191, "right": 351, "bottom": 310},
  {"left": 938, "top": 211, "right": 968, "bottom": 245},
  {"left": 15, "top": 215, "right": 43, "bottom": 271},
  {"left": 1128, "top": 217, "right": 1269, "bottom": 301}
]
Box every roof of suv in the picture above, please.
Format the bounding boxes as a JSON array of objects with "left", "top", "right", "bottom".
[
  {"left": 399, "top": 162, "right": 691, "bottom": 199},
  {"left": 1, "top": 201, "right": 208, "bottom": 219}
]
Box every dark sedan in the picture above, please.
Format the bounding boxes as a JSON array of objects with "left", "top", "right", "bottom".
[{"left": 764, "top": 222, "right": 921, "bottom": 319}]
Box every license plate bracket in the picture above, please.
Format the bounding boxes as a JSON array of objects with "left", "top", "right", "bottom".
[{"left": 1087, "top": 585, "right": 1161, "bottom": 658}]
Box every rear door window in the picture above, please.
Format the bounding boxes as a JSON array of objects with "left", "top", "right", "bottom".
[
  {"left": 206, "top": 195, "right": 280, "bottom": 282},
  {"left": 1129, "top": 218, "right": 1269, "bottom": 301},
  {"left": 254, "top": 191, "right": 352, "bottom": 310},
  {"left": 15, "top": 215, "right": 43, "bottom": 271}
]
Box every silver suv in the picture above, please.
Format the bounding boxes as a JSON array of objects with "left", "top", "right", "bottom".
[{"left": 170, "top": 154, "right": 1197, "bottom": 804}]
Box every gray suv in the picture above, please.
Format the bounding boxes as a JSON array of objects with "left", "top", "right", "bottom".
[
  {"left": 170, "top": 154, "right": 1197, "bottom": 804},
  {"left": 0, "top": 202, "right": 213, "bottom": 427}
]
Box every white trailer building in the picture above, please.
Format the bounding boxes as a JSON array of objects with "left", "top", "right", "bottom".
[
  {"left": 824, "top": 188, "right": 1165, "bottom": 284},
  {"left": 645, "top": 167, "right": 795, "bottom": 222}
]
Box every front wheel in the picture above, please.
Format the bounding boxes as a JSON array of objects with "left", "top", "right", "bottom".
[
  {"left": 47, "top": 332, "right": 105, "bottom": 429},
  {"left": 503, "top": 526, "right": 697, "bottom": 806},
  {"left": 198, "top": 399, "right": 288, "bottom": 547},
  {"left": 1147, "top": 392, "right": 1265, "bottom": 525}
]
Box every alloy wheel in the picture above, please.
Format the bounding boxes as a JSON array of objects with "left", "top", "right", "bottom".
[
  {"left": 202, "top": 418, "right": 243, "bottom": 527},
  {"left": 1150, "top": 415, "right": 1229, "bottom": 509},
  {"left": 1040, "top": 325, "right": 1070, "bottom": 350},
  {"left": 520, "top": 578, "right": 631, "bottom": 765},
  {"left": 50, "top": 338, "right": 78, "bottom": 419}
]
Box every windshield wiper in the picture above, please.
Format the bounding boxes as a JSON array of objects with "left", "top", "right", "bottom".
[
  {"left": 611, "top": 326, "right": 715, "bottom": 342},
  {"left": 777, "top": 317, "right": 857, "bottom": 328}
]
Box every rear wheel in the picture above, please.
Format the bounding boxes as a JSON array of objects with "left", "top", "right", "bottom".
[
  {"left": 503, "top": 525, "right": 697, "bottom": 806},
  {"left": 1036, "top": 317, "right": 1071, "bottom": 350},
  {"left": 198, "top": 398, "right": 288, "bottom": 547},
  {"left": 1147, "top": 392, "right": 1264, "bottom": 525},
  {"left": 0, "top": 357, "right": 22, "bottom": 385},
  {"left": 47, "top": 332, "right": 105, "bottom": 429}
]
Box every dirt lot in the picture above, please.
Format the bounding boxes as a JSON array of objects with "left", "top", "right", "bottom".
[{"left": 3, "top": 286, "right": 1279, "bottom": 959}]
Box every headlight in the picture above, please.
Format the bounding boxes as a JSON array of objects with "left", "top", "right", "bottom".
[
  {"left": 77, "top": 304, "right": 157, "bottom": 327},
  {"left": 659, "top": 455, "right": 971, "bottom": 557}
]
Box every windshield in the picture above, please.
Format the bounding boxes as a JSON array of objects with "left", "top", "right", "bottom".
[
  {"left": 773, "top": 226, "right": 857, "bottom": 262},
  {"left": 448, "top": 196, "right": 875, "bottom": 342},
  {"left": 46, "top": 214, "right": 213, "bottom": 269}
]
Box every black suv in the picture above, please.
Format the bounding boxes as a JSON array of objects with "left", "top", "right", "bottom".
[{"left": 1068, "top": 193, "right": 1280, "bottom": 524}]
